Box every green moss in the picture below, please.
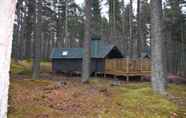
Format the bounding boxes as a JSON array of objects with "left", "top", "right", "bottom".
[
  {"left": 100, "top": 84, "right": 177, "bottom": 118},
  {"left": 168, "top": 84, "right": 186, "bottom": 116},
  {"left": 168, "top": 84, "right": 186, "bottom": 97}
]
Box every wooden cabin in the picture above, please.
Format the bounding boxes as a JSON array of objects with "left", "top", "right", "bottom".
[{"left": 50, "top": 39, "right": 123, "bottom": 74}]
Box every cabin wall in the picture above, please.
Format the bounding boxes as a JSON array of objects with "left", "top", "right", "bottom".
[
  {"left": 52, "top": 59, "right": 82, "bottom": 73},
  {"left": 52, "top": 59, "right": 105, "bottom": 74},
  {"left": 93, "top": 59, "right": 105, "bottom": 73}
]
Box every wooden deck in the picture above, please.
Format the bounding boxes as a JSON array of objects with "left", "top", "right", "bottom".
[{"left": 105, "top": 59, "right": 151, "bottom": 76}]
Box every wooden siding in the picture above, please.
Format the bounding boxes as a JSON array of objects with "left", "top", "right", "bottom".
[
  {"left": 52, "top": 59, "right": 105, "bottom": 74},
  {"left": 105, "top": 59, "right": 151, "bottom": 76}
]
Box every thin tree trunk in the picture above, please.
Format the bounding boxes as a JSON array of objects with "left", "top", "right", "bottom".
[
  {"left": 137, "top": 0, "right": 144, "bottom": 58},
  {"left": 109, "top": 0, "right": 116, "bottom": 43},
  {"left": 82, "top": 0, "right": 92, "bottom": 82},
  {"left": 129, "top": 0, "right": 133, "bottom": 58},
  {"left": 181, "top": 24, "right": 185, "bottom": 76},
  {"left": 0, "top": 0, "right": 17, "bottom": 117},
  {"left": 121, "top": 0, "right": 126, "bottom": 53},
  {"left": 150, "top": 0, "right": 166, "bottom": 95},
  {"left": 32, "top": 0, "right": 41, "bottom": 79},
  {"left": 25, "top": 1, "right": 33, "bottom": 59},
  {"left": 16, "top": 9, "right": 23, "bottom": 60},
  {"left": 19, "top": 14, "right": 24, "bottom": 59},
  {"left": 15, "top": 4, "right": 21, "bottom": 61},
  {"left": 162, "top": 26, "right": 168, "bottom": 87},
  {"left": 113, "top": 0, "right": 116, "bottom": 41},
  {"left": 137, "top": 0, "right": 140, "bottom": 57},
  {"left": 64, "top": 0, "right": 69, "bottom": 48}
]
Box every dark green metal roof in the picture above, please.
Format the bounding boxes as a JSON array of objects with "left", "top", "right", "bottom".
[{"left": 50, "top": 40, "right": 120, "bottom": 59}]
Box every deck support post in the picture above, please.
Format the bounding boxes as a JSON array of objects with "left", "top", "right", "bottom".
[
  {"left": 95, "top": 72, "right": 97, "bottom": 77},
  {"left": 140, "top": 76, "right": 144, "bottom": 81},
  {"left": 126, "top": 76, "right": 129, "bottom": 82},
  {"left": 104, "top": 74, "right": 106, "bottom": 78}
]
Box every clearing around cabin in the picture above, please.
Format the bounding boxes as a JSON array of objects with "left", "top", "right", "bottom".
[{"left": 8, "top": 61, "right": 186, "bottom": 118}]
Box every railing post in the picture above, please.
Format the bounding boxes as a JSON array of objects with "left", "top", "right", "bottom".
[
  {"left": 126, "top": 57, "right": 129, "bottom": 74},
  {"left": 140, "top": 58, "right": 142, "bottom": 74},
  {"left": 126, "top": 57, "right": 129, "bottom": 82}
]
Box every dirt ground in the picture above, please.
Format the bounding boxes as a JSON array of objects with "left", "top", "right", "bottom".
[{"left": 7, "top": 73, "right": 186, "bottom": 118}]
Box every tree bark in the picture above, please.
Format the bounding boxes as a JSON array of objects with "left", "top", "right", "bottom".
[
  {"left": 121, "top": 0, "right": 126, "bottom": 53},
  {"left": 150, "top": 0, "right": 166, "bottom": 95},
  {"left": 137, "top": 0, "right": 145, "bottom": 58},
  {"left": 64, "top": 0, "right": 70, "bottom": 48},
  {"left": 129, "top": 0, "right": 133, "bottom": 58},
  {"left": 32, "top": 0, "right": 41, "bottom": 80},
  {"left": 25, "top": 1, "right": 34, "bottom": 59},
  {"left": 0, "top": 0, "right": 17, "bottom": 117},
  {"left": 82, "top": 0, "right": 92, "bottom": 82}
]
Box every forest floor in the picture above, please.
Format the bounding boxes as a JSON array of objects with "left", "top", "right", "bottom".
[{"left": 8, "top": 60, "right": 186, "bottom": 118}]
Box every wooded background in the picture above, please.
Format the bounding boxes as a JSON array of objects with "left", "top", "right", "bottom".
[{"left": 11, "top": 0, "right": 186, "bottom": 77}]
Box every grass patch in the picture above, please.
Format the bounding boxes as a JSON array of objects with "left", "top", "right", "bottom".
[
  {"left": 168, "top": 84, "right": 186, "bottom": 116},
  {"left": 119, "top": 85, "right": 177, "bottom": 118},
  {"left": 10, "top": 60, "right": 52, "bottom": 75},
  {"left": 10, "top": 63, "right": 25, "bottom": 74},
  {"left": 10, "top": 63, "right": 32, "bottom": 75}
]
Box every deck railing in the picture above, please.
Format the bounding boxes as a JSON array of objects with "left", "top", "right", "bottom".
[{"left": 105, "top": 59, "right": 151, "bottom": 76}]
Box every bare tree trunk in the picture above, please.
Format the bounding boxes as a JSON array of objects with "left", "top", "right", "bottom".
[
  {"left": 137, "top": 0, "right": 140, "bottom": 57},
  {"left": 121, "top": 0, "right": 126, "bottom": 53},
  {"left": 181, "top": 24, "right": 185, "bottom": 76},
  {"left": 150, "top": 0, "right": 166, "bottom": 95},
  {"left": 82, "top": 0, "right": 92, "bottom": 82},
  {"left": 16, "top": 9, "right": 23, "bottom": 60},
  {"left": 137, "top": 0, "right": 144, "bottom": 58},
  {"left": 113, "top": 0, "right": 116, "bottom": 42},
  {"left": 162, "top": 14, "right": 168, "bottom": 86},
  {"left": 0, "top": 0, "right": 17, "bottom": 117},
  {"left": 109, "top": 0, "right": 116, "bottom": 44},
  {"left": 15, "top": 4, "right": 22, "bottom": 60},
  {"left": 129, "top": 0, "right": 133, "bottom": 58},
  {"left": 25, "top": 1, "right": 33, "bottom": 59},
  {"left": 32, "top": 0, "right": 41, "bottom": 80},
  {"left": 64, "top": 0, "right": 70, "bottom": 48}
]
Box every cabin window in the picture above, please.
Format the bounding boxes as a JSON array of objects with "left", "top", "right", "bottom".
[{"left": 62, "top": 51, "right": 68, "bottom": 56}]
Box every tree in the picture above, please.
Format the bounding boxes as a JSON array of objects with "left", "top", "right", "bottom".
[
  {"left": 108, "top": 0, "right": 121, "bottom": 42},
  {"left": 55, "top": 0, "right": 66, "bottom": 48},
  {"left": 12, "top": 0, "right": 84, "bottom": 60},
  {"left": 82, "top": 0, "right": 92, "bottom": 82},
  {"left": 137, "top": 0, "right": 143, "bottom": 57},
  {"left": 32, "top": 0, "right": 41, "bottom": 80},
  {"left": 163, "top": 0, "right": 186, "bottom": 76},
  {"left": 64, "top": 0, "right": 69, "bottom": 48},
  {"left": 24, "top": 0, "right": 35, "bottom": 59},
  {"left": 0, "top": 0, "right": 17, "bottom": 117},
  {"left": 137, "top": 0, "right": 151, "bottom": 58},
  {"left": 129, "top": 0, "right": 133, "bottom": 58},
  {"left": 121, "top": 0, "right": 128, "bottom": 53},
  {"left": 91, "top": 0, "right": 102, "bottom": 37},
  {"left": 12, "top": 0, "right": 25, "bottom": 60},
  {"left": 150, "top": 0, "right": 166, "bottom": 95}
]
